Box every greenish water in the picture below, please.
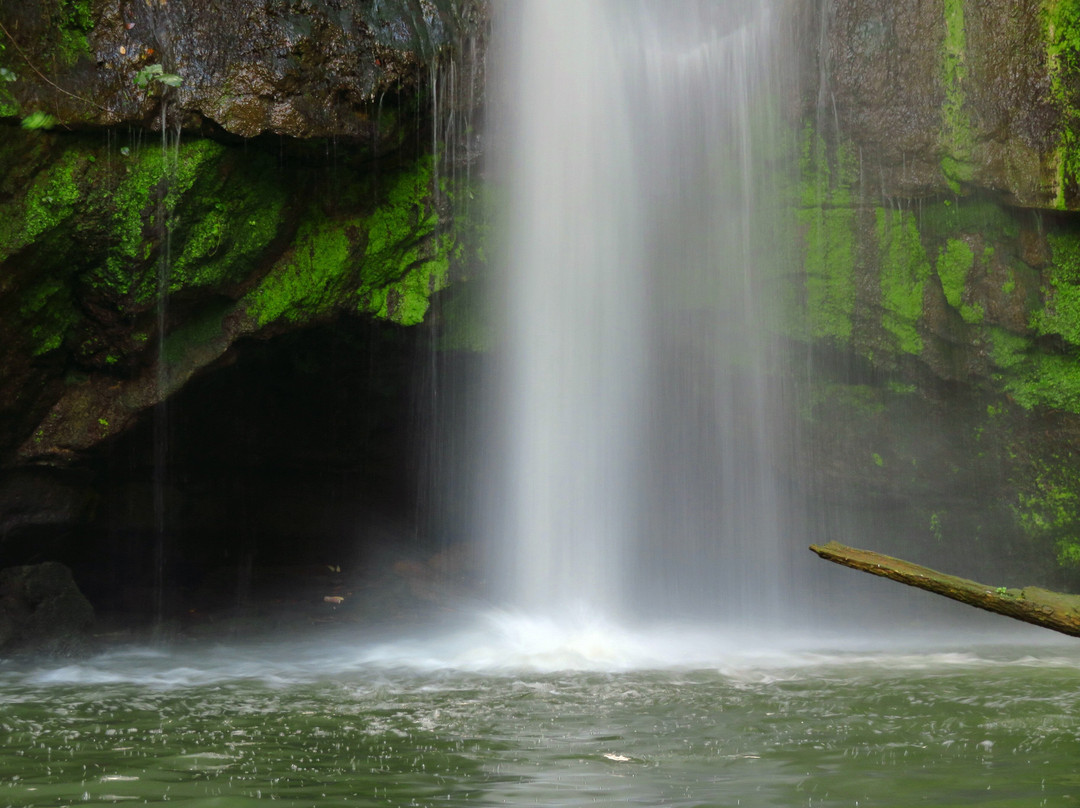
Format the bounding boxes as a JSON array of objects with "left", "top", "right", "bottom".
[{"left": 2, "top": 623, "right": 1079, "bottom": 807}]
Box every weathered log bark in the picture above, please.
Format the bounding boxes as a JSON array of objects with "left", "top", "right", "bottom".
[{"left": 810, "top": 542, "right": 1080, "bottom": 638}]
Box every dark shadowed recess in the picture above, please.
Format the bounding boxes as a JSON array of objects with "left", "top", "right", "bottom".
[{"left": 0, "top": 313, "right": 483, "bottom": 631}]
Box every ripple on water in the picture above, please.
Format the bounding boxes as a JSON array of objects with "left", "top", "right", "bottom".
[{"left": 1, "top": 628, "right": 1079, "bottom": 807}]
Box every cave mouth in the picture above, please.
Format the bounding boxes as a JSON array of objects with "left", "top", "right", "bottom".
[{"left": 4, "top": 314, "right": 481, "bottom": 635}]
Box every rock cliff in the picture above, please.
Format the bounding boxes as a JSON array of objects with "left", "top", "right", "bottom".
[
  {"left": 793, "top": 0, "right": 1080, "bottom": 588},
  {"left": 4, "top": 0, "right": 1080, "bottom": 620}
]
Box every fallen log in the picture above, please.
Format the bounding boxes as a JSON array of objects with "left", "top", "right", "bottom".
[{"left": 810, "top": 541, "right": 1080, "bottom": 638}]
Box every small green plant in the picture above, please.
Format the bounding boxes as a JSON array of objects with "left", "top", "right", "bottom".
[
  {"left": 21, "top": 110, "right": 56, "bottom": 129},
  {"left": 995, "top": 586, "right": 1008, "bottom": 595},
  {"left": 134, "top": 63, "right": 182, "bottom": 89},
  {"left": 929, "top": 512, "right": 943, "bottom": 542}
]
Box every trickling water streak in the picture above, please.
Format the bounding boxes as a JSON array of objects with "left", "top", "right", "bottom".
[
  {"left": 152, "top": 103, "right": 183, "bottom": 633},
  {"left": 489, "top": 0, "right": 796, "bottom": 625}
]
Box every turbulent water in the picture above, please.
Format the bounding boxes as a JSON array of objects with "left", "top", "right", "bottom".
[{"left": 2, "top": 631, "right": 1079, "bottom": 807}]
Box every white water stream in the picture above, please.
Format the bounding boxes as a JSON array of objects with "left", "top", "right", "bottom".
[{"left": 487, "top": 0, "right": 795, "bottom": 625}]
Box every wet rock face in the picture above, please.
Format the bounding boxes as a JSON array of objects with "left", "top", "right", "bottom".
[
  {"left": 0, "top": 126, "right": 480, "bottom": 466},
  {"left": 0, "top": 0, "right": 487, "bottom": 468},
  {"left": 809, "top": 0, "right": 1057, "bottom": 205},
  {"left": 791, "top": 1, "right": 1080, "bottom": 588},
  {"left": 1, "top": 0, "right": 485, "bottom": 139},
  {"left": 0, "top": 562, "right": 95, "bottom": 656}
]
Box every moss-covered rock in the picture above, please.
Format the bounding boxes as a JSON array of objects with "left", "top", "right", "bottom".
[
  {"left": 0, "top": 122, "right": 478, "bottom": 464},
  {"left": 795, "top": 0, "right": 1080, "bottom": 583},
  {"left": 803, "top": 0, "right": 1056, "bottom": 205}
]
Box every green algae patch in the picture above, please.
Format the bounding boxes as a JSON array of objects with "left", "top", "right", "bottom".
[
  {"left": 243, "top": 156, "right": 454, "bottom": 330},
  {"left": 0, "top": 147, "right": 88, "bottom": 260},
  {"left": 936, "top": 237, "right": 984, "bottom": 323},
  {"left": 941, "top": 0, "right": 975, "bottom": 191},
  {"left": 1014, "top": 453, "right": 1080, "bottom": 567},
  {"left": 18, "top": 276, "right": 80, "bottom": 356},
  {"left": 798, "top": 125, "right": 858, "bottom": 344},
  {"left": 243, "top": 210, "right": 362, "bottom": 328},
  {"left": 87, "top": 139, "right": 227, "bottom": 303},
  {"left": 1005, "top": 352, "right": 1080, "bottom": 411},
  {"left": 168, "top": 152, "right": 288, "bottom": 294},
  {"left": 1032, "top": 231, "right": 1080, "bottom": 346},
  {"left": 877, "top": 208, "right": 930, "bottom": 355},
  {"left": 358, "top": 158, "right": 451, "bottom": 325},
  {"left": 1045, "top": 0, "right": 1080, "bottom": 206}
]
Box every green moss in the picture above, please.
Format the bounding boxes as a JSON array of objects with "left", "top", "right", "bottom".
[
  {"left": 799, "top": 124, "right": 858, "bottom": 343},
  {"left": 920, "top": 197, "right": 1020, "bottom": 241},
  {"left": 245, "top": 155, "right": 459, "bottom": 330},
  {"left": 18, "top": 276, "right": 79, "bottom": 355},
  {"left": 0, "top": 148, "right": 87, "bottom": 260},
  {"left": 244, "top": 210, "right": 361, "bottom": 327},
  {"left": 941, "top": 0, "right": 974, "bottom": 191},
  {"left": 363, "top": 232, "right": 452, "bottom": 325},
  {"left": 1006, "top": 352, "right": 1080, "bottom": 410},
  {"left": 936, "top": 237, "right": 984, "bottom": 323},
  {"left": 357, "top": 157, "right": 453, "bottom": 325},
  {"left": 437, "top": 281, "right": 494, "bottom": 352},
  {"left": 805, "top": 383, "right": 887, "bottom": 421},
  {"left": 989, "top": 326, "right": 1031, "bottom": 370},
  {"left": 87, "top": 139, "right": 226, "bottom": 302},
  {"left": 929, "top": 512, "right": 944, "bottom": 542},
  {"left": 0, "top": 92, "right": 18, "bottom": 119},
  {"left": 1036, "top": 282, "right": 1080, "bottom": 344},
  {"left": 1032, "top": 231, "right": 1080, "bottom": 345},
  {"left": 1048, "top": 229, "right": 1080, "bottom": 283},
  {"left": 168, "top": 153, "right": 288, "bottom": 293},
  {"left": 802, "top": 207, "right": 857, "bottom": 342},
  {"left": 877, "top": 208, "right": 930, "bottom": 355},
  {"left": 1014, "top": 454, "right": 1080, "bottom": 566},
  {"left": 0, "top": 39, "right": 15, "bottom": 117},
  {"left": 56, "top": 0, "right": 94, "bottom": 65},
  {"left": 937, "top": 238, "right": 972, "bottom": 309},
  {"left": 1045, "top": 0, "right": 1080, "bottom": 205}
]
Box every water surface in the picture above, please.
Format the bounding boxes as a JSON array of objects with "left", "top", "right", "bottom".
[{"left": 2, "top": 623, "right": 1078, "bottom": 807}]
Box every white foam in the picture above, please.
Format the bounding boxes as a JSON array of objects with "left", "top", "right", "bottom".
[{"left": 9, "top": 608, "right": 1078, "bottom": 688}]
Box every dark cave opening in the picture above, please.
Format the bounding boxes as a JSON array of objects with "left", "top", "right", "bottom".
[{"left": 1, "top": 314, "right": 483, "bottom": 633}]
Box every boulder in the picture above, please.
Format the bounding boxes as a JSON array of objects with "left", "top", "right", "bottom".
[{"left": 0, "top": 561, "right": 95, "bottom": 655}]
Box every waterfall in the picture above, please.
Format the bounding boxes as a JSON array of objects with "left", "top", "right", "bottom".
[{"left": 487, "top": 0, "right": 797, "bottom": 625}]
